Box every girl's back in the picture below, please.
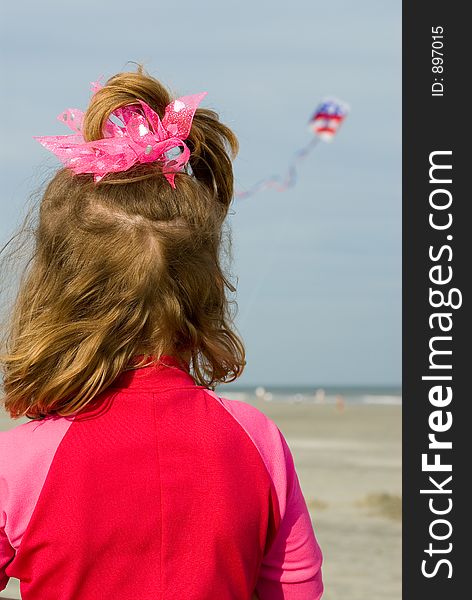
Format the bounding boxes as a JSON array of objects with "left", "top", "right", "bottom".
[
  {"left": 1, "top": 357, "right": 322, "bottom": 598},
  {"left": 0, "top": 66, "right": 323, "bottom": 599}
]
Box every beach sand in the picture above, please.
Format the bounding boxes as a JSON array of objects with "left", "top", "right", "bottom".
[{"left": 0, "top": 401, "right": 401, "bottom": 600}]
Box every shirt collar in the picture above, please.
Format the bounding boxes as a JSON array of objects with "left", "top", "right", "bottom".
[{"left": 110, "top": 354, "right": 196, "bottom": 391}]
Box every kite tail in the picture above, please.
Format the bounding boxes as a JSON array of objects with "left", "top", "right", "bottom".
[{"left": 235, "top": 137, "right": 320, "bottom": 200}]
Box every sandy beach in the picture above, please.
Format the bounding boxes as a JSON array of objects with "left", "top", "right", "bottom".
[{"left": 0, "top": 400, "right": 401, "bottom": 600}]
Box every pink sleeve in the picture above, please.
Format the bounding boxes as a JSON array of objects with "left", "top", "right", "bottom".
[
  {"left": 0, "top": 416, "right": 74, "bottom": 591},
  {"left": 255, "top": 432, "right": 323, "bottom": 600},
  {"left": 205, "top": 392, "right": 323, "bottom": 599}
]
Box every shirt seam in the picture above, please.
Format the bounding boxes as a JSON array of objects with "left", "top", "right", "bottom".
[
  {"left": 202, "top": 389, "right": 283, "bottom": 553},
  {"left": 3, "top": 417, "right": 76, "bottom": 555},
  {"left": 152, "top": 395, "right": 163, "bottom": 600},
  {"left": 202, "top": 390, "right": 277, "bottom": 487}
]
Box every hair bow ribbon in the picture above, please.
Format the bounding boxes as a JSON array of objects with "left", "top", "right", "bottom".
[{"left": 34, "top": 84, "right": 207, "bottom": 188}]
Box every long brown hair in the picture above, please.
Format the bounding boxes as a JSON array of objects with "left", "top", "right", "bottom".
[{"left": 0, "top": 65, "right": 245, "bottom": 419}]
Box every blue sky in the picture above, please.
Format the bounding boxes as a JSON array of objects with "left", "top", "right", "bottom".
[{"left": 0, "top": 0, "right": 401, "bottom": 386}]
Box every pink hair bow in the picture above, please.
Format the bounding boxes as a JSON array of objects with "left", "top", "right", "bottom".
[{"left": 34, "top": 84, "right": 207, "bottom": 188}]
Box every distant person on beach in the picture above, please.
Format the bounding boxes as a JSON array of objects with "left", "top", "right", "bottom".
[
  {"left": 335, "top": 394, "right": 345, "bottom": 413},
  {"left": 0, "top": 66, "right": 323, "bottom": 599}
]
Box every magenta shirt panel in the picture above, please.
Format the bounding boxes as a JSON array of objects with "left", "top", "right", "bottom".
[{"left": 1, "top": 360, "right": 322, "bottom": 599}]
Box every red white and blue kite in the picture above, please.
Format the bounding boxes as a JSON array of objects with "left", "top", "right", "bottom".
[{"left": 236, "top": 97, "right": 349, "bottom": 199}]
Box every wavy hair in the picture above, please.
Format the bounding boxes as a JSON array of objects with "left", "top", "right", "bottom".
[{"left": 1, "top": 65, "right": 245, "bottom": 419}]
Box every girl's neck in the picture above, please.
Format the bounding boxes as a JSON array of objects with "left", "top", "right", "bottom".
[{"left": 132, "top": 349, "right": 192, "bottom": 370}]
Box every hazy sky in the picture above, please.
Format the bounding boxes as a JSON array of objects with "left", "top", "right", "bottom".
[{"left": 0, "top": 1, "right": 401, "bottom": 386}]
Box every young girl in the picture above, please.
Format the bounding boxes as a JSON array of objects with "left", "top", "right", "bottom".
[{"left": 0, "top": 66, "right": 323, "bottom": 599}]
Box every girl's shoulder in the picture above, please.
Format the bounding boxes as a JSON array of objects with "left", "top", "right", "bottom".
[
  {"left": 0, "top": 416, "right": 74, "bottom": 472},
  {"left": 204, "top": 390, "right": 296, "bottom": 511},
  {"left": 205, "top": 390, "right": 284, "bottom": 447},
  {"left": 1, "top": 417, "right": 75, "bottom": 547}
]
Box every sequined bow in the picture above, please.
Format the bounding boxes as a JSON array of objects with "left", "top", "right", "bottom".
[{"left": 34, "top": 84, "right": 207, "bottom": 188}]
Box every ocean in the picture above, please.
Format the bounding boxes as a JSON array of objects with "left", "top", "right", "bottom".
[{"left": 215, "top": 385, "right": 402, "bottom": 405}]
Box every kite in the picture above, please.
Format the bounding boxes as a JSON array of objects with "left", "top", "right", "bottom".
[{"left": 235, "top": 97, "right": 349, "bottom": 199}]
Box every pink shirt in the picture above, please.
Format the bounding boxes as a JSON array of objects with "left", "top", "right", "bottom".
[{"left": 0, "top": 357, "right": 323, "bottom": 599}]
